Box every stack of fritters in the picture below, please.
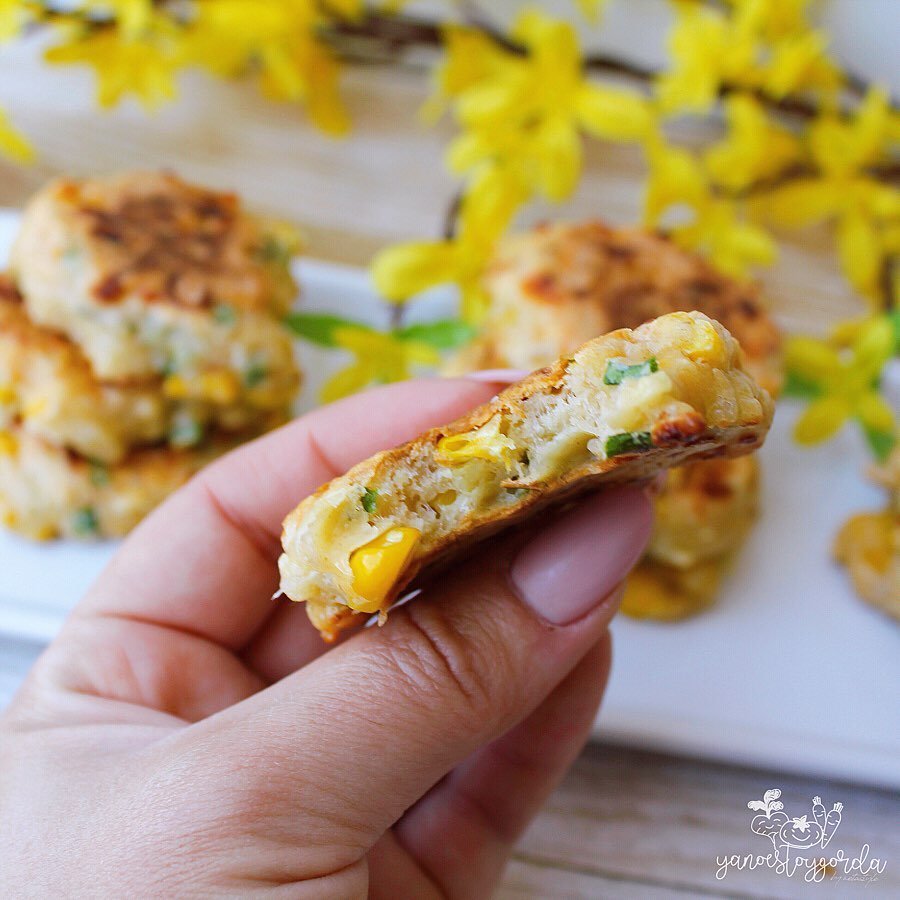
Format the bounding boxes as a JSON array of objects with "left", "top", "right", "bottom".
[
  {"left": 446, "top": 220, "right": 783, "bottom": 620},
  {"left": 0, "top": 172, "right": 301, "bottom": 539}
]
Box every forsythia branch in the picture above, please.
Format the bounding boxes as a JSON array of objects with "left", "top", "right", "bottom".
[{"left": 322, "top": 10, "right": 897, "bottom": 125}]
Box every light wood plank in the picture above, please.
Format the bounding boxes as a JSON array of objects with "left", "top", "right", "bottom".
[
  {"left": 512, "top": 742, "right": 900, "bottom": 899},
  {"left": 499, "top": 857, "right": 700, "bottom": 899}
]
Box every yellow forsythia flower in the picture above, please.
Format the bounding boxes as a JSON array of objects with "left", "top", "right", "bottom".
[
  {"left": 182, "top": 0, "right": 352, "bottom": 134},
  {"left": 761, "top": 88, "right": 900, "bottom": 301},
  {"left": 321, "top": 326, "right": 440, "bottom": 403},
  {"left": 644, "top": 135, "right": 775, "bottom": 277},
  {"left": 658, "top": 0, "right": 839, "bottom": 115},
  {"left": 442, "top": 11, "right": 651, "bottom": 203},
  {"left": 372, "top": 179, "right": 518, "bottom": 321},
  {"left": 45, "top": 14, "right": 183, "bottom": 109},
  {"left": 656, "top": 5, "right": 755, "bottom": 113},
  {"left": 786, "top": 314, "right": 898, "bottom": 453},
  {"left": 385, "top": 8, "right": 652, "bottom": 322}
]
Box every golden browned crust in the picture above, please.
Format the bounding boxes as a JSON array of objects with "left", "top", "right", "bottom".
[
  {"left": 281, "top": 312, "right": 774, "bottom": 639},
  {"left": 32, "top": 172, "right": 295, "bottom": 312}
]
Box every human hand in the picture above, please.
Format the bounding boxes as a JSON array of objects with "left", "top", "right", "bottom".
[{"left": 0, "top": 377, "right": 651, "bottom": 898}]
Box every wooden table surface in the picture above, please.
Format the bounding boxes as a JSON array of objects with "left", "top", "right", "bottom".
[{"left": 0, "top": 46, "right": 897, "bottom": 899}]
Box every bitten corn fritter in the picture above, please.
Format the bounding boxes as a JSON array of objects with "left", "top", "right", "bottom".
[{"left": 280, "top": 312, "right": 774, "bottom": 640}]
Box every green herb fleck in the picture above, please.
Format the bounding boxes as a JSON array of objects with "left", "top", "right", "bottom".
[
  {"left": 72, "top": 507, "right": 99, "bottom": 537},
  {"left": 361, "top": 487, "right": 378, "bottom": 514},
  {"left": 213, "top": 305, "right": 236, "bottom": 325},
  {"left": 244, "top": 363, "right": 268, "bottom": 388},
  {"left": 605, "top": 431, "right": 653, "bottom": 457},
  {"left": 603, "top": 357, "right": 659, "bottom": 385},
  {"left": 170, "top": 416, "right": 204, "bottom": 448},
  {"left": 88, "top": 462, "right": 109, "bottom": 487}
]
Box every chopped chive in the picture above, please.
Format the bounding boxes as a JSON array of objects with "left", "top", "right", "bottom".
[
  {"left": 213, "top": 305, "right": 236, "bottom": 325},
  {"left": 244, "top": 363, "right": 268, "bottom": 388},
  {"left": 605, "top": 431, "right": 653, "bottom": 457},
  {"left": 603, "top": 357, "right": 659, "bottom": 385},
  {"left": 72, "top": 506, "right": 99, "bottom": 537},
  {"left": 361, "top": 487, "right": 378, "bottom": 514},
  {"left": 88, "top": 462, "right": 109, "bottom": 487}
]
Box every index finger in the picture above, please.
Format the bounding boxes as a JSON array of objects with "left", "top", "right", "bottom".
[{"left": 75, "top": 379, "right": 501, "bottom": 650}]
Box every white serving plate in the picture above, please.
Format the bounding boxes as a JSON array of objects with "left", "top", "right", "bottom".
[{"left": 0, "top": 209, "right": 897, "bottom": 789}]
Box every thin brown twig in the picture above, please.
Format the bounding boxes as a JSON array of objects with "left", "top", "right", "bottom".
[{"left": 322, "top": 11, "right": 897, "bottom": 122}]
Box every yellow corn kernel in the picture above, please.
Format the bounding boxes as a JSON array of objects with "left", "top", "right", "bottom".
[
  {"left": 0, "top": 385, "right": 16, "bottom": 404},
  {"left": 163, "top": 374, "right": 190, "bottom": 399},
  {"left": 2, "top": 509, "right": 16, "bottom": 527},
  {"left": 683, "top": 318, "right": 727, "bottom": 367},
  {"left": 34, "top": 524, "right": 57, "bottom": 541},
  {"left": 349, "top": 526, "right": 421, "bottom": 613},
  {"left": 199, "top": 370, "right": 240, "bottom": 405},
  {"left": 0, "top": 431, "right": 17, "bottom": 455},
  {"left": 435, "top": 415, "right": 518, "bottom": 469}
]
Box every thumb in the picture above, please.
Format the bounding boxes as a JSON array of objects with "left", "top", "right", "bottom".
[{"left": 176, "top": 486, "right": 650, "bottom": 876}]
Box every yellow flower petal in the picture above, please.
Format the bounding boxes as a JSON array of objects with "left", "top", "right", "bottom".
[
  {"left": 533, "top": 116, "right": 582, "bottom": 202},
  {"left": 849, "top": 315, "right": 895, "bottom": 370},
  {"left": 793, "top": 395, "right": 852, "bottom": 445},
  {"left": 759, "top": 179, "right": 842, "bottom": 228},
  {"left": 785, "top": 336, "right": 842, "bottom": 384},
  {"left": 320, "top": 363, "right": 374, "bottom": 404},
  {"left": 575, "top": 83, "right": 652, "bottom": 142},
  {"left": 856, "top": 392, "right": 896, "bottom": 436},
  {"left": 371, "top": 241, "right": 458, "bottom": 302},
  {"left": 837, "top": 209, "right": 881, "bottom": 299}
]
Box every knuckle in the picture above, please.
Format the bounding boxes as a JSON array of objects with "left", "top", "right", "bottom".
[{"left": 382, "top": 597, "right": 523, "bottom": 728}]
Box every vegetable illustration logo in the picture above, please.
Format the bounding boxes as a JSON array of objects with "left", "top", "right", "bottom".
[{"left": 748, "top": 789, "right": 843, "bottom": 860}]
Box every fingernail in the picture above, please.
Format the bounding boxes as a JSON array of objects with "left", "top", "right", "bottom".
[
  {"left": 465, "top": 368, "right": 530, "bottom": 384},
  {"left": 510, "top": 487, "right": 652, "bottom": 625}
]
